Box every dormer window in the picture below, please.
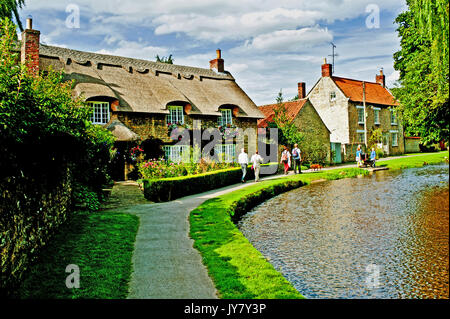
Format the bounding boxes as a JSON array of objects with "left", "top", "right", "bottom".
[
  {"left": 218, "top": 108, "right": 233, "bottom": 126},
  {"left": 166, "top": 105, "right": 184, "bottom": 124},
  {"left": 89, "top": 101, "right": 110, "bottom": 124}
]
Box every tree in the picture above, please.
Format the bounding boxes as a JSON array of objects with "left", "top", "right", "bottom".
[
  {"left": 392, "top": 0, "right": 449, "bottom": 144},
  {"left": 0, "top": 0, "right": 26, "bottom": 31},
  {"left": 156, "top": 54, "right": 174, "bottom": 64},
  {"left": 268, "top": 90, "right": 304, "bottom": 147}
]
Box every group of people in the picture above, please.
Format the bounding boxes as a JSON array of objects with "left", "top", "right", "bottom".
[
  {"left": 356, "top": 145, "right": 377, "bottom": 168},
  {"left": 238, "top": 144, "right": 303, "bottom": 183},
  {"left": 280, "top": 144, "right": 302, "bottom": 175},
  {"left": 238, "top": 148, "right": 264, "bottom": 183}
]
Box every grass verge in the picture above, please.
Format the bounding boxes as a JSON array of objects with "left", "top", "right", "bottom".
[
  {"left": 17, "top": 210, "right": 139, "bottom": 299},
  {"left": 189, "top": 151, "right": 449, "bottom": 299}
]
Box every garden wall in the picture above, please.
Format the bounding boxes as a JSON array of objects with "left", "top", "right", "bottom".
[
  {"left": 143, "top": 163, "right": 279, "bottom": 202},
  {"left": 0, "top": 165, "right": 73, "bottom": 297}
]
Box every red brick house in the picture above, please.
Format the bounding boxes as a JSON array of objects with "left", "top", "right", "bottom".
[{"left": 19, "top": 19, "right": 264, "bottom": 179}]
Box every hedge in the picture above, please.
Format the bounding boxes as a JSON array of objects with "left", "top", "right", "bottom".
[{"left": 143, "top": 163, "right": 279, "bottom": 202}]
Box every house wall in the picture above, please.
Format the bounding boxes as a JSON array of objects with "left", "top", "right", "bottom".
[
  {"left": 114, "top": 112, "right": 258, "bottom": 153},
  {"left": 347, "top": 102, "right": 405, "bottom": 161},
  {"left": 292, "top": 101, "right": 331, "bottom": 163},
  {"left": 307, "top": 77, "right": 350, "bottom": 144}
]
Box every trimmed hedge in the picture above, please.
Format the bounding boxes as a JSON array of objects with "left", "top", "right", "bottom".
[{"left": 143, "top": 163, "right": 279, "bottom": 202}]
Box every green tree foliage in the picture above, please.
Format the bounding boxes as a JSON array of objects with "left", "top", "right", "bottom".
[
  {"left": 392, "top": 0, "right": 449, "bottom": 144},
  {"left": 268, "top": 90, "right": 304, "bottom": 147},
  {"left": 156, "top": 54, "right": 174, "bottom": 64},
  {"left": 0, "top": 0, "right": 25, "bottom": 31},
  {"left": 0, "top": 18, "right": 115, "bottom": 208}
]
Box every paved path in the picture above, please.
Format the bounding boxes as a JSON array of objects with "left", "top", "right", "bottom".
[{"left": 120, "top": 152, "right": 436, "bottom": 299}]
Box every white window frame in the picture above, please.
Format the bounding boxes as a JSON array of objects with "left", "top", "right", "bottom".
[
  {"left": 357, "top": 105, "right": 365, "bottom": 125},
  {"left": 390, "top": 109, "right": 398, "bottom": 126},
  {"left": 90, "top": 101, "right": 110, "bottom": 125},
  {"left": 166, "top": 105, "right": 184, "bottom": 125},
  {"left": 163, "top": 145, "right": 189, "bottom": 163},
  {"left": 330, "top": 91, "right": 337, "bottom": 102},
  {"left": 218, "top": 108, "right": 233, "bottom": 126},
  {"left": 390, "top": 130, "right": 399, "bottom": 147},
  {"left": 373, "top": 107, "right": 381, "bottom": 125},
  {"left": 356, "top": 130, "right": 365, "bottom": 144},
  {"left": 214, "top": 144, "right": 236, "bottom": 163}
]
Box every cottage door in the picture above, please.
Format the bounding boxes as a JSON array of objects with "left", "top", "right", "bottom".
[{"left": 382, "top": 133, "right": 390, "bottom": 156}]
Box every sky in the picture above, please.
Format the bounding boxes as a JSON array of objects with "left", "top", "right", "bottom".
[{"left": 18, "top": 0, "right": 407, "bottom": 105}]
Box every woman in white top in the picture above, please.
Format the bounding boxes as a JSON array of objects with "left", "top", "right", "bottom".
[
  {"left": 250, "top": 151, "right": 263, "bottom": 182},
  {"left": 280, "top": 146, "right": 291, "bottom": 175}
]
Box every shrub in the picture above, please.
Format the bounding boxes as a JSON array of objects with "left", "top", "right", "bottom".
[{"left": 143, "top": 163, "right": 279, "bottom": 202}]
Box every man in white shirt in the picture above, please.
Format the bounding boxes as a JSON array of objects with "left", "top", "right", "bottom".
[
  {"left": 238, "top": 148, "right": 249, "bottom": 183},
  {"left": 250, "top": 151, "right": 264, "bottom": 182}
]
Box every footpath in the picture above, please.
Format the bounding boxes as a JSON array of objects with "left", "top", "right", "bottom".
[{"left": 118, "top": 153, "right": 435, "bottom": 299}]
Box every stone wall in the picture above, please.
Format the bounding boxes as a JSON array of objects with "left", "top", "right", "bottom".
[
  {"left": 405, "top": 137, "right": 421, "bottom": 153},
  {"left": 293, "top": 101, "right": 331, "bottom": 163},
  {"left": 0, "top": 166, "right": 72, "bottom": 296},
  {"left": 308, "top": 77, "right": 350, "bottom": 144}
]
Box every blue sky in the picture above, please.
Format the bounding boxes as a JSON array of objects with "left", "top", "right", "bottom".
[{"left": 18, "top": 0, "right": 407, "bottom": 105}]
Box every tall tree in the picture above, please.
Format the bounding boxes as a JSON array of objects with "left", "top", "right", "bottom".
[
  {"left": 393, "top": 0, "right": 449, "bottom": 144},
  {"left": 0, "top": 0, "right": 26, "bottom": 31}
]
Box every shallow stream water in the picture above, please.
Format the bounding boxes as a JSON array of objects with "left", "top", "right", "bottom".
[{"left": 238, "top": 164, "right": 449, "bottom": 298}]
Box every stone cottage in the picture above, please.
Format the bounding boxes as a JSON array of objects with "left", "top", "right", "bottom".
[
  {"left": 257, "top": 83, "right": 332, "bottom": 164},
  {"left": 19, "top": 19, "right": 264, "bottom": 180},
  {"left": 307, "top": 59, "right": 404, "bottom": 162}
]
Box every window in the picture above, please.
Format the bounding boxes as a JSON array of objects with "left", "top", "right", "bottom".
[
  {"left": 357, "top": 130, "right": 365, "bottom": 143},
  {"left": 357, "top": 106, "right": 365, "bottom": 124},
  {"left": 330, "top": 91, "right": 336, "bottom": 102},
  {"left": 218, "top": 108, "right": 233, "bottom": 126},
  {"left": 163, "top": 145, "right": 189, "bottom": 163},
  {"left": 374, "top": 107, "right": 380, "bottom": 125},
  {"left": 90, "top": 102, "right": 110, "bottom": 124},
  {"left": 390, "top": 109, "right": 398, "bottom": 125},
  {"left": 214, "top": 144, "right": 236, "bottom": 163},
  {"left": 166, "top": 105, "right": 184, "bottom": 124},
  {"left": 390, "top": 130, "right": 399, "bottom": 147}
]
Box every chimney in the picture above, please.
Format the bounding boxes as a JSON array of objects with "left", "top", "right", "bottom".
[
  {"left": 209, "top": 49, "right": 224, "bottom": 73},
  {"left": 321, "top": 58, "right": 332, "bottom": 77},
  {"left": 376, "top": 69, "right": 385, "bottom": 87},
  {"left": 21, "top": 17, "right": 40, "bottom": 76},
  {"left": 298, "top": 82, "right": 306, "bottom": 99}
]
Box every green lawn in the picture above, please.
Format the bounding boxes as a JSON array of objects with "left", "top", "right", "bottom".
[
  {"left": 17, "top": 210, "right": 139, "bottom": 299},
  {"left": 189, "top": 151, "right": 449, "bottom": 299}
]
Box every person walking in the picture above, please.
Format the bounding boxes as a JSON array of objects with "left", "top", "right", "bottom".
[
  {"left": 280, "top": 146, "right": 291, "bottom": 175},
  {"left": 370, "top": 147, "right": 377, "bottom": 168},
  {"left": 250, "top": 151, "right": 264, "bottom": 182},
  {"left": 292, "top": 144, "right": 302, "bottom": 174},
  {"left": 238, "top": 148, "right": 249, "bottom": 183},
  {"left": 356, "top": 145, "right": 362, "bottom": 168}
]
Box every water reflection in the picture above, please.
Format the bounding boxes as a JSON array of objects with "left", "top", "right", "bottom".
[{"left": 238, "top": 164, "right": 449, "bottom": 299}]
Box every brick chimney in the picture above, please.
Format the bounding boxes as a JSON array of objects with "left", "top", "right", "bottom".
[
  {"left": 376, "top": 69, "right": 385, "bottom": 87},
  {"left": 298, "top": 82, "right": 306, "bottom": 99},
  {"left": 209, "top": 49, "right": 224, "bottom": 73},
  {"left": 321, "top": 58, "right": 332, "bottom": 77},
  {"left": 21, "top": 18, "right": 40, "bottom": 76}
]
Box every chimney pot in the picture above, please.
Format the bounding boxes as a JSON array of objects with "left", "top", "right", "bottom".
[
  {"left": 216, "top": 49, "right": 221, "bottom": 59},
  {"left": 26, "top": 17, "right": 33, "bottom": 30}
]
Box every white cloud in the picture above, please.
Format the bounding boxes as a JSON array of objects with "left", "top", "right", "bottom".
[{"left": 96, "top": 40, "right": 168, "bottom": 60}]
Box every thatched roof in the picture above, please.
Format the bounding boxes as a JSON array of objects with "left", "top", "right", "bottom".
[{"left": 39, "top": 45, "right": 264, "bottom": 119}]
